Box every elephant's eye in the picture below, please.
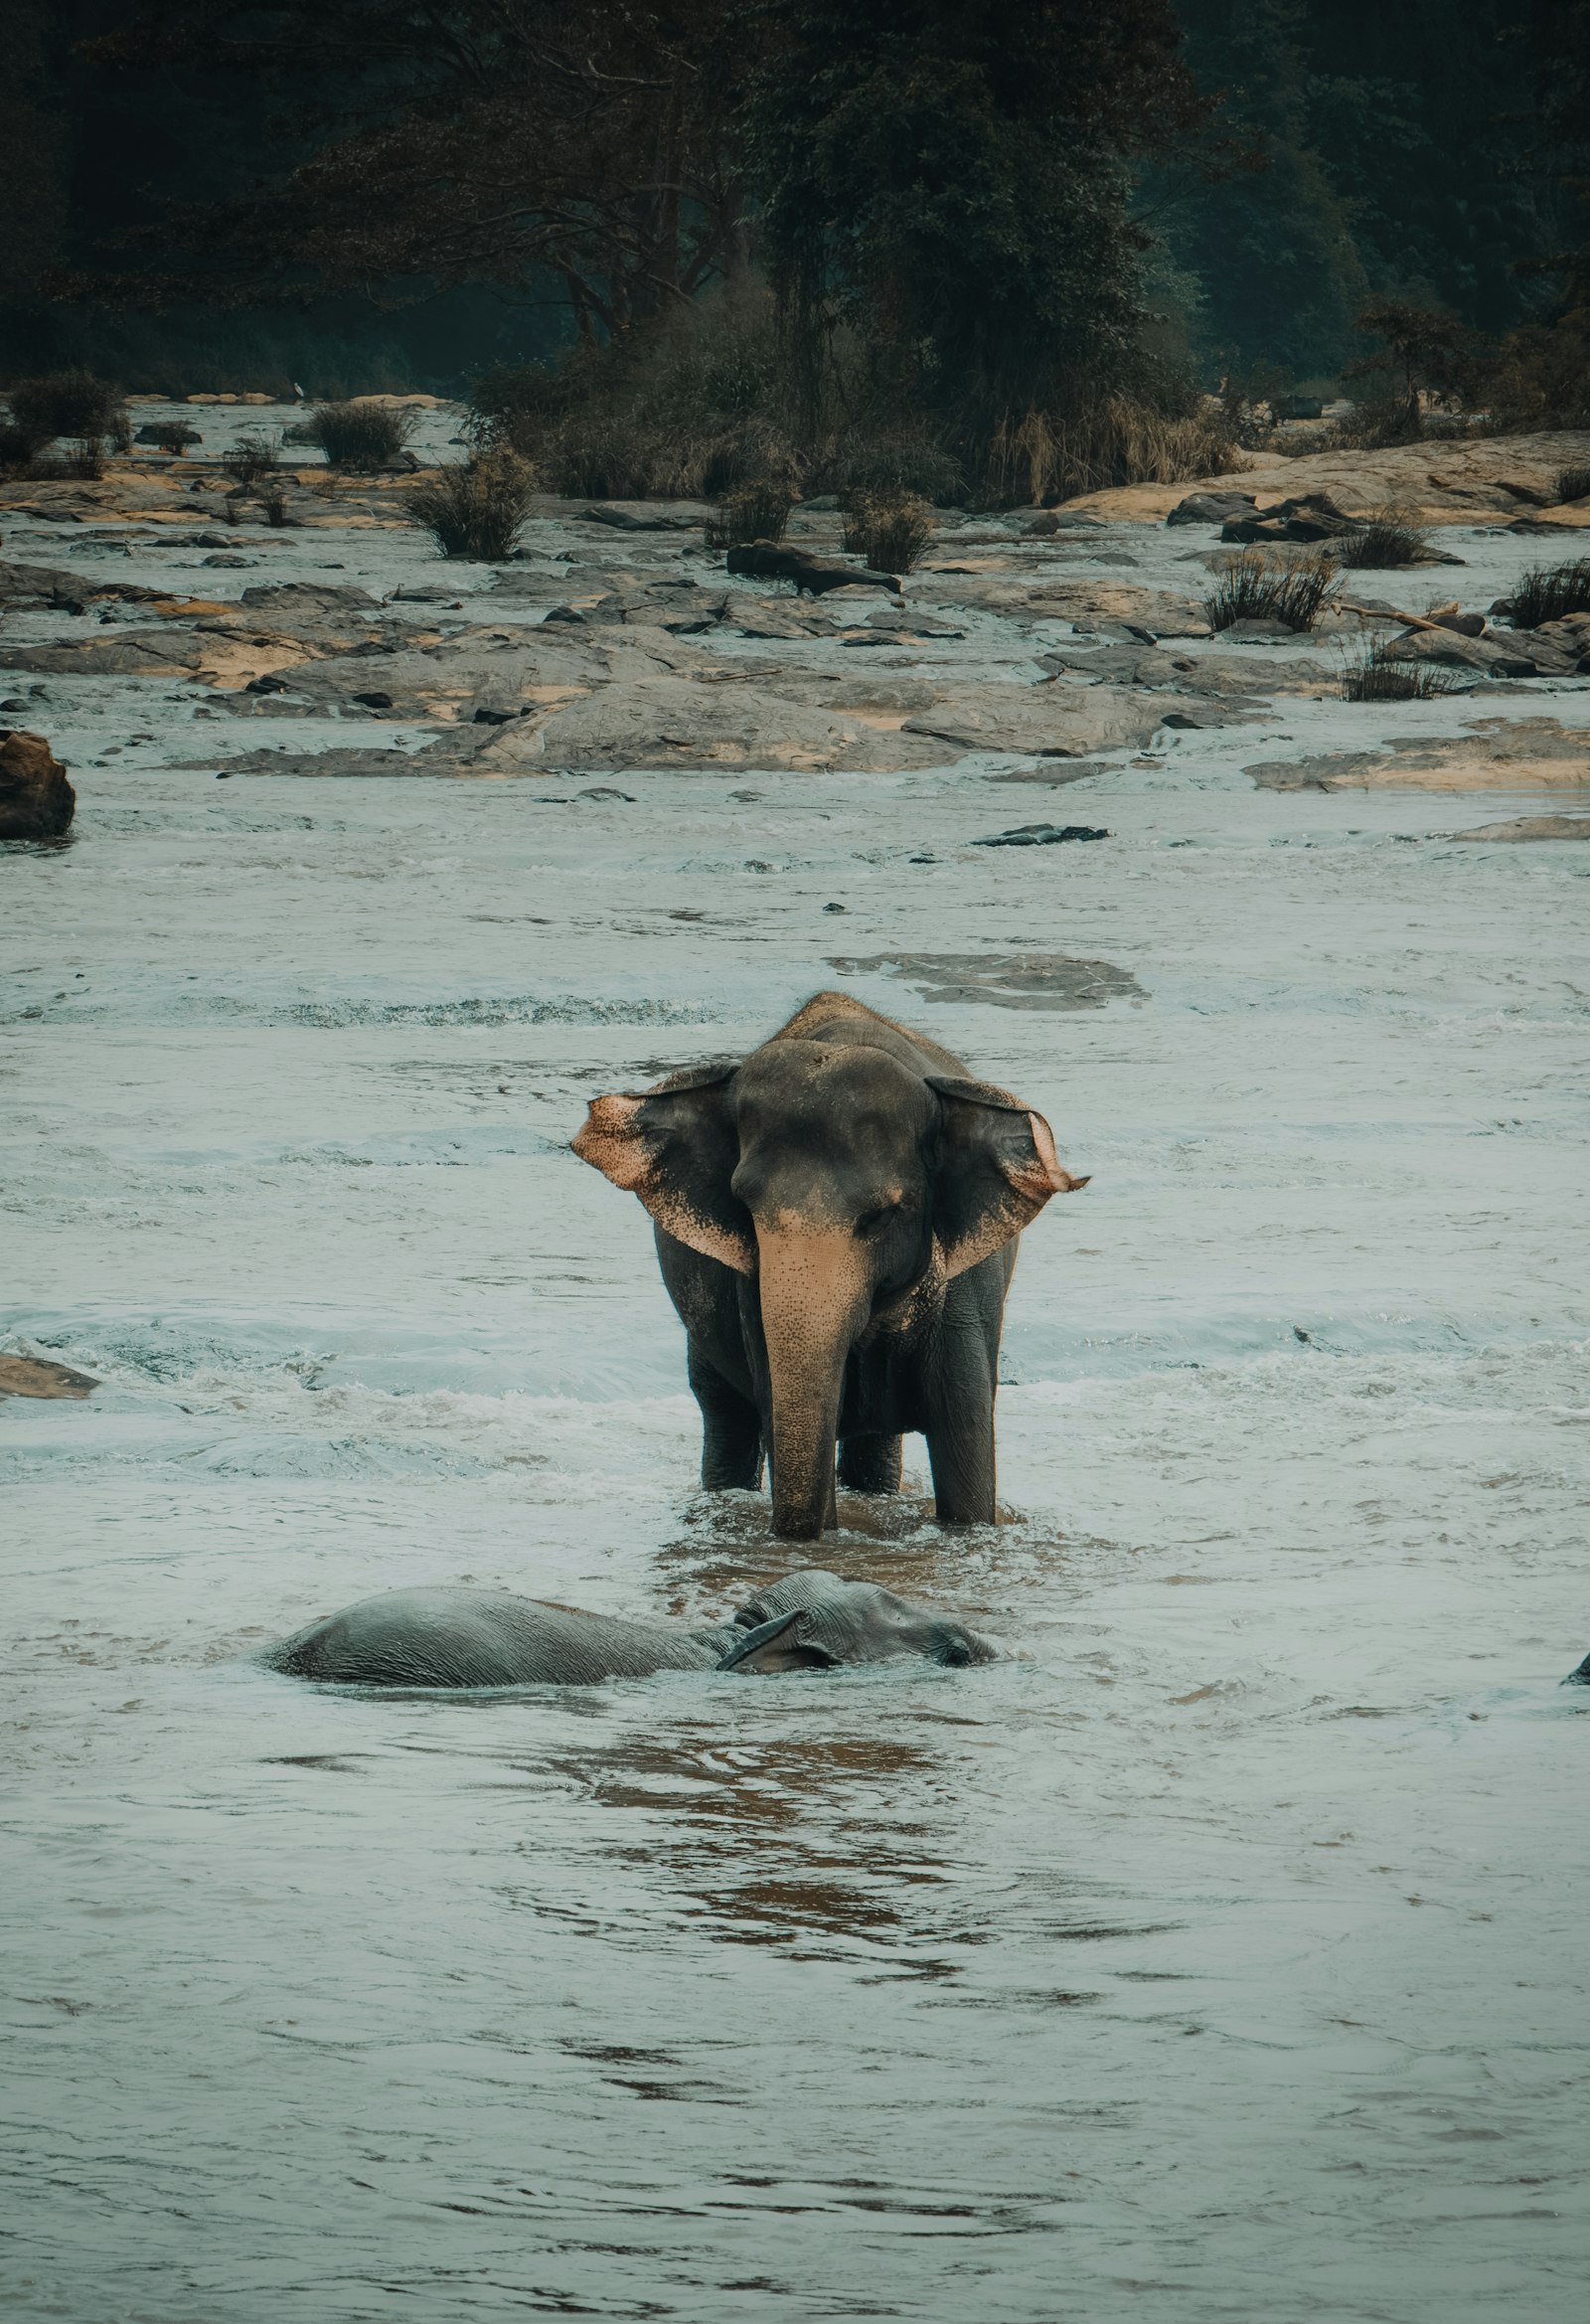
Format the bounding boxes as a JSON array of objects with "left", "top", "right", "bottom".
[{"left": 855, "top": 1200, "right": 901, "bottom": 1237}]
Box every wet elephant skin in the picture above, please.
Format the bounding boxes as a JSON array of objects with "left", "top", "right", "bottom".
[
  {"left": 260, "top": 1572, "right": 1002, "bottom": 1688},
  {"left": 573, "top": 991, "right": 1087, "bottom": 1539}
]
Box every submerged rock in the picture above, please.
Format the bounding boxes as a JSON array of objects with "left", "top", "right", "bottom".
[
  {"left": 0, "top": 730, "right": 76, "bottom": 839},
  {"left": 0, "top": 1353, "right": 97, "bottom": 1397},
  {"left": 1250, "top": 718, "right": 1590, "bottom": 790},
  {"left": 725, "top": 542, "right": 901, "bottom": 596},
  {"left": 825, "top": 949, "right": 1145, "bottom": 1010},
  {"left": 971, "top": 823, "right": 1109, "bottom": 846},
  {"left": 1448, "top": 815, "right": 1590, "bottom": 841}
]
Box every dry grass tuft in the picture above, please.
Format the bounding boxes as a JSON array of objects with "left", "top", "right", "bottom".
[
  {"left": 841, "top": 490, "right": 935, "bottom": 572},
  {"left": 706, "top": 479, "right": 801, "bottom": 551},
  {"left": 1336, "top": 505, "right": 1433, "bottom": 568},
  {"left": 223, "top": 430, "right": 279, "bottom": 486},
  {"left": 309, "top": 401, "right": 414, "bottom": 470},
  {"left": 1204, "top": 549, "right": 1339, "bottom": 632},
  {"left": 986, "top": 399, "right": 1233, "bottom": 507},
  {"left": 404, "top": 452, "right": 537, "bottom": 560},
  {"left": 1555, "top": 465, "right": 1590, "bottom": 506},
  {"left": 1504, "top": 558, "right": 1590, "bottom": 628},
  {"left": 1340, "top": 640, "right": 1457, "bottom": 701}
]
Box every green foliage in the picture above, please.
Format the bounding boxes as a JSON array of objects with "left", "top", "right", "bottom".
[
  {"left": 1337, "top": 507, "right": 1433, "bottom": 568},
  {"left": 146, "top": 420, "right": 201, "bottom": 454},
  {"left": 1340, "top": 641, "right": 1455, "bottom": 702},
  {"left": 4, "top": 368, "right": 125, "bottom": 448},
  {"left": 1161, "top": 2, "right": 1554, "bottom": 381},
  {"left": 1204, "top": 549, "right": 1338, "bottom": 630},
  {"left": 1504, "top": 561, "right": 1590, "bottom": 629},
  {"left": 404, "top": 452, "right": 537, "bottom": 560},
  {"left": 840, "top": 491, "right": 935, "bottom": 573},
  {"left": 705, "top": 481, "right": 801, "bottom": 552},
  {"left": 749, "top": 0, "right": 1209, "bottom": 442},
  {"left": 308, "top": 401, "right": 414, "bottom": 469},
  {"left": 469, "top": 293, "right": 814, "bottom": 500}
]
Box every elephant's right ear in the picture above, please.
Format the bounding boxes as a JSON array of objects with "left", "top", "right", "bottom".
[{"left": 571, "top": 1062, "right": 755, "bottom": 1273}]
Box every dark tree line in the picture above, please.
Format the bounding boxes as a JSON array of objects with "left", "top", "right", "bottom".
[{"left": 0, "top": 0, "right": 1584, "bottom": 413}]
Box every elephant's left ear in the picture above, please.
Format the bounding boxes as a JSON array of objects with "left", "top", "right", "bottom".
[{"left": 926, "top": 1075, "right": 1088, "bottom": 1277}]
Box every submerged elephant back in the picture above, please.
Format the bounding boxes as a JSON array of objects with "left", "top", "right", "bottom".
[{"left": 262, "top": 1586, "right": 729, "bottom": 1688}]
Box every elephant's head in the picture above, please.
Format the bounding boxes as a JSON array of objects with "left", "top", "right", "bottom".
[
  {"left": 718, "top": 1570, "right": 1002, "bottom": 1672},
  {"left": 572, "top": 1029, "right": 1084, "bottom": 1538}
]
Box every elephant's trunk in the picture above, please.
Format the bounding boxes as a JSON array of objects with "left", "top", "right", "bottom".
[{"left": 755, "top": 1224, "right": 870, "bottom": 1540}]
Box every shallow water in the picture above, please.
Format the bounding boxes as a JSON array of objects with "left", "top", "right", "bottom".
[{"left": 4, "top": 489, "right": 1590, "bottom": 2321}]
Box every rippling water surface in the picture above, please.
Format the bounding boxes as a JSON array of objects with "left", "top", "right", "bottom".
[{"left": 5, "top": 598, "right": 1590, "bottom": 2319}]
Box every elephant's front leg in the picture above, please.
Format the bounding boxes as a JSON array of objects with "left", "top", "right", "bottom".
[
  {"left": 838, "top": 1432, "right": 903, "bottom": 1494},
  {"left": 688, "top": 1342, "right": 764, "bottom": 1490},
  {"left": 922, "top": 1338, "right": 998, "bottom": 1526}
]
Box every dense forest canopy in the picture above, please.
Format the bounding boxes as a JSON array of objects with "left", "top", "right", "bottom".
[{"left": 0, "top": 0, "right": 1580, "bottom": 407}]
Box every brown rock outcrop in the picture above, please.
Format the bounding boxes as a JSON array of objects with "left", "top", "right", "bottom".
[{"left": 0, "top": 731, "right": 76, "bottom": 839}]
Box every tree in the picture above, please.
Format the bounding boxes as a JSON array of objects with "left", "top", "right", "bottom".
[
  {"left": 76, "top": 1, "right": 751, "bottom": 341},
  {"left": 743, "top": 0, "right": 1212, "bottom": 437}
]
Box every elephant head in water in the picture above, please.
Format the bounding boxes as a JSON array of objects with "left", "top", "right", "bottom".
[
  {"left": 261, "top": 1570, "right": 1002, "bottom": 1688},
  {"left": 722, "top": 1571, "right": 1002, "bottom": 1673},
  {"left": 573, "top": 992, "right": 1086, "bottom": 1539}
]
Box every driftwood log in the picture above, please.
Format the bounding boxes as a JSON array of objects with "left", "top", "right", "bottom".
[{"left": 726, "top": 541, "right": 902, "bottom": 597}]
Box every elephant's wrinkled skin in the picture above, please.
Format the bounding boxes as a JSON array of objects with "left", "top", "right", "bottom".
[
  {"left": 573, "top": 992, "right": 1086, "bottom": 1538},
  {"left": 261, "top": 1570, "right": 1002, "bottom": 1687}
]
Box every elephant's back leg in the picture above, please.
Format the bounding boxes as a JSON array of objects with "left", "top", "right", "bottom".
[
  {"left": 688, "top": 1339, "right": 764, "bottom": 1490},
  {"left": 838, "top": 1432, "right": 902, "bottom": 1494}
]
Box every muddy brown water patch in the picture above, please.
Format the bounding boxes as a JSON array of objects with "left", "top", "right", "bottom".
[{"left": 827, "top": 951, "right": 1146, "bottom": 1010}]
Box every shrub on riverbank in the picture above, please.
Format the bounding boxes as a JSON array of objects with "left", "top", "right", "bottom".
[
  {"left": 405, "top": 452, "right": 536, "bottom": 559},
  {"left": 1337, "top": 507, "right": 1433, "bottom": 568},
  {"left": 1205, "top": 550, "right": 1338, "bottom": 631},
  {"left": 309, "top": 401, "right": 414, "bottom": 469},
  {"left": 1504, "top": 559, "right": 1590, "bottom": 628},
  {"left": 841, "top": 491, "right": 934, "bottom": 572}
]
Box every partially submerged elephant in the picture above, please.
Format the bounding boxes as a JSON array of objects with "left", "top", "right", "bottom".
[
  {"left": 261, "top": 1570, "right": 1001, "bottom": 1687},
  {"left": 573, "top": 991, "right": 1087, "bottom": 1539}
]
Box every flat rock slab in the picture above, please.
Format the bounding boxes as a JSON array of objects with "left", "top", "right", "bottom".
[
  {"left": 0, "top": 1355, "right": 98, "bottom": 1399},
  {"left": 0, "top": 558, "right": 168, "bottom": 608},
  {"left": 473, "top": 671, "right": 948, "bottom": 774},
  {"left": 917, "top": 575, "right": 1211, "bottom": 639},
  {"left": 181, "top": 742, "right": 479, "bottom": 779},
  {"left": 1038, "top": 644, "right": 1328, "bottom": 700},
  {"left": 1383, "top": 627, "right": 1566, "bottom": 678},
  {"left": 826, "top": 950, "right": 1145, "bottom": 1010},
  {"left": 576, "top": 501, "right": 713, "bottom": 531},
  {"left": 1449, "top": 815, "right": 1590, "bottom": 840},
  {"left": 1250, "top": 719, "right": 1590, "bottom": 790},
  {"left": 1063, "top": 430, "right": 1590, "bottom": 526},
  {"left": 899, "top": 682, "right": 1180, "bottom": 756}
]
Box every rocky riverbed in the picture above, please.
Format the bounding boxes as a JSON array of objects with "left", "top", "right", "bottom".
[{"left": 3, "top": 408, "right": 1588, "bottom": 2324}]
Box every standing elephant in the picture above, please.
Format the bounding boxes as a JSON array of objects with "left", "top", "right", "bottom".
[{"left": 572, "top": 991, "right": 1087, "bottom": 1539}]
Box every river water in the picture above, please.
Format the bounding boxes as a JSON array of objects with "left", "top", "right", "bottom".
[{"left": 4, "top": 490, "right": 1589, "bottom": 2321}]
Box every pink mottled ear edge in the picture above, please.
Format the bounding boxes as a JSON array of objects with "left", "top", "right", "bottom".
[
  {"left": 570, "top": 1093, "right": 649, "bottom": 1190},
  {"left": 571, "top": 1090, "right": 755, "bottom": 1273},
  {"left": 1025, "top": 1109, "right": 1090, "bottom": 1197}
]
